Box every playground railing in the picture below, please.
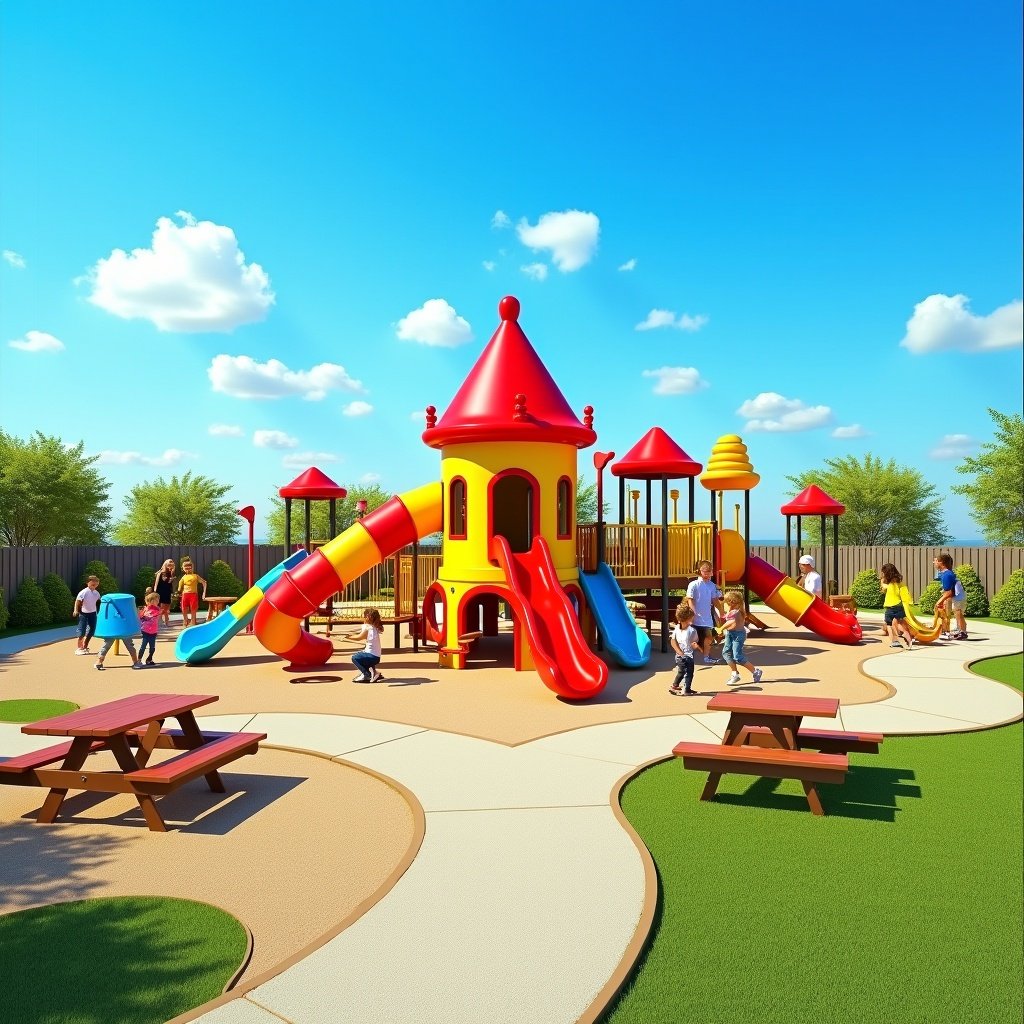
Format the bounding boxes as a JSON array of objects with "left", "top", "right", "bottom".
[{"left": 577, "top": 522, "right": 715, "bottom": 585}]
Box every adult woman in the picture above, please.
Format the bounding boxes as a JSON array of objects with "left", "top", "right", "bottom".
[{"left": 153, "top": 559, "right": 177, "bottom": 627}]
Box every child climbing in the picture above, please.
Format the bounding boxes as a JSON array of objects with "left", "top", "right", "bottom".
[
  {"left": 721, "top": 590, "right": 763, "bottom": 686},
  {"left": 669, "top": 605, "right": 701, "bottom": 696},
  {"left": 346, "top": 607, "right": 384, "bottom": 683}
]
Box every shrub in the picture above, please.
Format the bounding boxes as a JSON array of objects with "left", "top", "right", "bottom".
[
  {"left": 0, "top": 587, "right": 9, "bottom": 631},
  {"left": 918, "top": 580, "right": 942, "bottom": 614},
  {"left": 133, "top": 565, "right": 156, "bottom": 605},
  {"left": 80, "top": 559, "right": 118, "bottom": 595},
  {"left": 204, "top": 560, "right": 246, "bottom": 606},
  {"left": 9, "top": 577, "right": 53, "bottom": 628},
  {"left": 40, "top": 573, "right": 75, "bottom": 621},
  {"left": 990, "top": 569, "right": 1024, "bottom": 622},
  {"left": 849, "top": 568, "right": 884, "bottom": 609},
  {"left": 956, "top": 563, "right": 990, "bottom": 618}
]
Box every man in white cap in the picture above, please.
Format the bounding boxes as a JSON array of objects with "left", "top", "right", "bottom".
[{"left": 798, "top": 554, "right": 822, "bottom": 599}]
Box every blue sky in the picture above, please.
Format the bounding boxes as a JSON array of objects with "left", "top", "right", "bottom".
[{"left": 1, "top": 1, "right": 1021, "bottom": 541}]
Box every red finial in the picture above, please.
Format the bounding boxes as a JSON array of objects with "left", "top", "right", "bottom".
[
  {"left": 513, "top": 392, "right": 528, "bottom": 421},
  {"left": 498, "top": 295, "right": 520, "bottom": 321},
  {"left": 583, "top": 405, "right": 594, "bottom": 429},
  {"left": 425, "top": 405, "right": 437, "bottom": 428}
]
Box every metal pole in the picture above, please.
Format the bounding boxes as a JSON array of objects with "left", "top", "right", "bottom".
[
  {"left": 661, "top": 480, "right": 669, "bottom": 653},
  {"left": 785, "top": 515, "right": 792, "bottom": 578},
  {"left": 832, "top": 515, "right": 840, "bottom": 597},
  {"left": 744, "top": 490, "right": 751, "bottom": 611}
]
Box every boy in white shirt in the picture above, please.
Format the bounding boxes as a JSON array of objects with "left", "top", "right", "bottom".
[
  {"left": 72, "top": 575, "right": 101, "bottom": 654},
  {"left": 669, "top": 605, "right": 701, "bottom": 696}
]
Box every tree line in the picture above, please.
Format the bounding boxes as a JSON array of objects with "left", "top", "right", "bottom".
[{"left": 1, "top": 409, "right": 1021, "bottom": 547}]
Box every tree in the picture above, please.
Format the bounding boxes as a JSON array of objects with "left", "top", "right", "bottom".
[
  {"left": 112, "top": 472, "right": 241, "bottom": 544},
  {"left": 952, "top": 409, "right": 1024, "bottom": 545},
  {"left": 787, "top": 454, "right": 948, "bottom": 545},
  {"left": 0, "top": 431, "right": 112, "bottom": 545},
  {"left": 264, "top": 484, "right": 392, "bottom": 545},
  {"left": 575, "top": 475, "right": 609, "bottom": 523}
]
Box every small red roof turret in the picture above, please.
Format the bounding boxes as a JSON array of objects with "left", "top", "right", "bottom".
[
  {"left": 422, "top": 296, "right": 597, "bottom": 449},
  {"left": 611, "top": 427, "right": 703, "bottom": 479},
  {"left": 780, "top": 485, "right": 845, "bottom": 515},
  {"left": 278, "top": 467, "right": 348, "bottom": 499}
]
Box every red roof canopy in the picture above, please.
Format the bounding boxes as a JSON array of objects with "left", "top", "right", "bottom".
[
  {"left": 278, "top": 467, "right": 348, "bottom": 500},
  {"left": 780, "top": 484, "right": 845, "bottom": 515},
  {"left": 611, "top": 427, "right": 703, "bottom": 479},
  {"left": 422, "top": 295, "right": 596, "bottom": 449}
]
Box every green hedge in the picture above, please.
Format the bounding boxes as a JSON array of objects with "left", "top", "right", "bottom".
[
  {"left": 990, "top": 569, "right": 1024, "bottom": 622},
  {"left": 40, "top": 573, "right": 75, "bottom": 621},
  {"left": 80, "top": 559, "right": 118, "bottom": 595},
  {"left": 849, "top": 568, "right": 884, "bottom": 609},
  {"left": 9, "top": 577, "right": 53, "bottom": 628},
  {"left": 0, "top": 586, "right": 9, "bottom": 631}
]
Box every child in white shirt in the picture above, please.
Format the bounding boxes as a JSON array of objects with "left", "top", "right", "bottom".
[{"left": 669, "top": 605, "right": 701, "bottom": 696}]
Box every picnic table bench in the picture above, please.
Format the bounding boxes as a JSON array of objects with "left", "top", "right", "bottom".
[
  {"left": 673, "top": 693, "right": 882, "bottom": 816},
  {"left": 1, "top": 693, "right": 266, "bottom": 831}
]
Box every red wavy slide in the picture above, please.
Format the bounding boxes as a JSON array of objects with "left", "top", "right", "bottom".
[
  {"left": 491, "top": 535, "right": 609, "bottom": 699},
  {"left": 745, "top": 555, "right": 862, "bottom": 645}
]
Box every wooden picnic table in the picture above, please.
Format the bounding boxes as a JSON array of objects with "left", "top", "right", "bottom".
[
  {"left": 204, "top": 596, "right": 237, "bottom": 620},
  {"left": 6, "top": 693, "right": 265, "bottom": 831},
  {"left": 675, "top": 693, "right": 882, "bottom": 816}
]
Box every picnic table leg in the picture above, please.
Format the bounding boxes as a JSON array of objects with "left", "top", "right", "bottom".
[
  {"left": 35, "top": 737, "right": 95, "bottom": 824},
  {"left": 802, "top": 781, "right": 826, "bottom": 816},
  {"left": 106, "top": 734, "right": 170, "bottom": 831},
  {"left": 700, "top": 773, "right": 723, "bottom": 801},
  {"left": 174, "top": 711, "right": 226, "bottom": 793}
]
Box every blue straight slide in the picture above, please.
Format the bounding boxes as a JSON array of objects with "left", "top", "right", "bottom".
[
  {"left": 577, "top": 561, "right": 652, "bottom": 669},
  {"left": 174, "top": 549, "right": 308, "bottom": 665}
]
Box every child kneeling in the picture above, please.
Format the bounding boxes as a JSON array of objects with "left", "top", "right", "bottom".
[{"left": 346, "top": 608, "right": 384, "bottom": 683}]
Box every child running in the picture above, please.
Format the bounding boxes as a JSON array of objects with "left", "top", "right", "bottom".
[
  {"left": 721, "top": 590, "right": 763, "bottom": 686},
  {"left": 346, "top": 608, "right": 384, "bottom": 683},
  {"left": 139, "top": 591, "right": 161, "bottom": 665},
  {"left": 880, "top": 563, "right": 915, "bottom": 650},
  {"left": 669, "top": 605, "right": 701, "bottom": 696},
  {"left": 72, "top": 575, "right": 101, "bottom": 655}
]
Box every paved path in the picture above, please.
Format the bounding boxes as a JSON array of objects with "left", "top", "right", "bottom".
[{"left": 2, "top": 618, "right": 1021, "bottom": 1024}]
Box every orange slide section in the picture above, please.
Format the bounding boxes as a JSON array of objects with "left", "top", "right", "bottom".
[
  {"left": 745, "top": 555, "right": 862, "bottom": 645},
  {"left": 491, "top": 535, "right": 609, "bottom": 699}
]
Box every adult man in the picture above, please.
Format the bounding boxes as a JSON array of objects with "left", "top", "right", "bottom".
[
  {"left": 686, "top": 559, "right": 724, "bottom": 665},
  {"left": 798, "top": 554, "right": 822, "bottom": 599},
  {"left": 934, "top": 553, "right": 967, "bottom": 640}
]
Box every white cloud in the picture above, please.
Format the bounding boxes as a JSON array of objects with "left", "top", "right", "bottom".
[
  {"left": 253, "top": 429, "right": 299, "bottom": 449},
  {"left": 8, "top": 330, "right": 64, "bottom": 353},
  {"left": 410, "top": 409, "right": 427, "bottom": 422},
  {"left": 618, "top": 258, "right": 637, "bottom": 272},
  {"left": 491, "top": 210, "right": 511, "bottom": 229},
  {"left": 396, "top": 299, "right": 473, "bottom": 347},
  {"left": 482, "top": 260, "right": 496, "bottom": 271},
  {"left": 900, "top": 293, "right": 1023, "bottom": 353},
  {"left": 738, "top": 392, "right": 833, "bottom": 432},
  {"left": 282, "top": 450, "right": 340, "bottom": 468},
  {"left": 635, "top": 309, "right": 709, "bottom": 332},
  {"left": 95, "top": 448, "right": 197, "bottom": 466},
  {"left": 360, "top": 472, "right": 381, "bottom": 483},
  {"left": 832, "top": 424, "right": 868, "bottom": 439},
  {"left": 209, "top": 354, "right": 363, "bottom": 400},
  {"left": 516, "top": 210, "right": 599, "bottom": 272},
  {"left": 208, "top": 423, "right": 244, "bottom": 437},
  {"left": 930, "top": 434, "right": 977, "bottom": 459},
  {"left": 3, "top": 250, "right": 25, "bottom": 269},
  {"left": 521, "top": 262, "right": 548, "bottom": 281},
  {"left": 343, "top": 400, "right": 373, "bottom": 417},
  {"left": 83, "top": 211, "right": 275, "bottom": 333},
  {"left": 641, "top": 366, "right": 709, "bottom": 395}
]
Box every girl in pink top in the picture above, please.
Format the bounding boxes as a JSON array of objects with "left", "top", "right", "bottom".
[{"left": 139, "top": 591, "right": 161, "bottom": 665}]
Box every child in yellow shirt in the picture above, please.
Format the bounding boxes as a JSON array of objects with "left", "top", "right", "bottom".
[{"left": 177, "top": 558, "right": 208, "bottom": 628}]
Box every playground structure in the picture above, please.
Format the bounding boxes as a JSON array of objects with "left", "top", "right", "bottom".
[{"left": 176, "top": 295, "right": 863, "bottom": 693}]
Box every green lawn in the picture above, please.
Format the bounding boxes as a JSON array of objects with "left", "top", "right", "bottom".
[
  {"left": 0, "top": 897, "right": 247, "bottom": 1024},
  {"left": 605, "top": 654, "right": 1023, "bottom": 1024},
  {"left": 0, "top": 698, "right": 79, "bottom": 723}
]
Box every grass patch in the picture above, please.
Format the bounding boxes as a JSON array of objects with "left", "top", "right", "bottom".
[
  {"left": 0, "top": 698, "right": 79, "bottom": 723},
  {"left": 606, "top": 655, "right": 1023, "bottom": 1024},
  {"left": 0, "top": 621, "right": 73, "bottom": 642},
  {"left": 0, "top": 896, "right": 247, "bottom": 1024}
]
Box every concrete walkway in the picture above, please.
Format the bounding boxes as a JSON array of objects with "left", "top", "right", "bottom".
[{"left": 2, "top": 618, "right": 1021, "bottom": 1024}]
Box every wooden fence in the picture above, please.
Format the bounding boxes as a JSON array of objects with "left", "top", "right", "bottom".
[{"left": 1, "top": 541, "right": 1021, "bottom": 604}]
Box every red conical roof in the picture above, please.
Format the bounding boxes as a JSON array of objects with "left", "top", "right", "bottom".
[
  {"left": 278, "top": 467, "right": 348, "bottom": 499},
  {"left": 610, "top": 427, "right": 703, "bottom": 479},
  {"left": 422, "top": 295, "right": 596, "bottom": 449},
  {"left": 780, "top": 484, "right": 845, "bottom": 515}
]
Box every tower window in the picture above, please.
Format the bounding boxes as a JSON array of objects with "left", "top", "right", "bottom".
[
  {"left": 557, "top": 476, "right": 573, "bottom": 538},
  {"left": 449, "top": 477, "right": 467, "bottom": 539}
]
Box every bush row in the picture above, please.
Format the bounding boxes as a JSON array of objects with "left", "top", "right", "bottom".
[{"left": 1, "top": 559, "right": 247, "bottom": 630}]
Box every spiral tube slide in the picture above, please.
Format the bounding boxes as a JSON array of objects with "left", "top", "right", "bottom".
[
  {"left": 254, "top": 483, "right": 443, "bottom": 667},
  {"left": 175, "top": 549, "right": 310, "bottom": 665},
  {"left": 745, "top": 555, "right": 862, "bottom": 645}
]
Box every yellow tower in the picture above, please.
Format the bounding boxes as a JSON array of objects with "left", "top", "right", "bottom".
[{"left": 421, "top": 296, "right": 597, "bottom": 673}]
